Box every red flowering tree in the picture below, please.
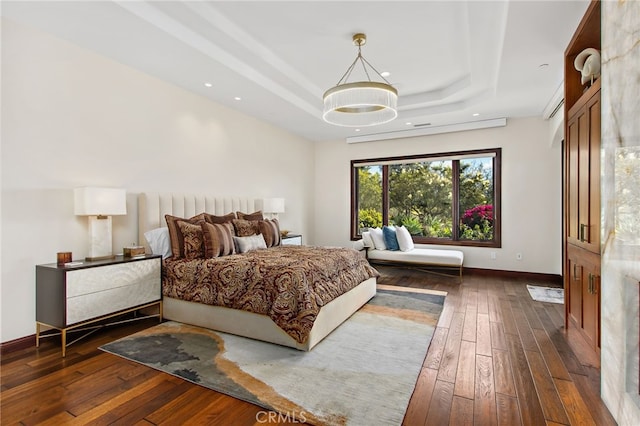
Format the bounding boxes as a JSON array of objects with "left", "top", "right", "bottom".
[{"left": 460, "top": 204, "right": 493, "bottom": 240}]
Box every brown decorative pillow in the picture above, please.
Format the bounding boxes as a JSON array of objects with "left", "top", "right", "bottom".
[
  {"left": 177, "top": 221, "right": 205, "bottom": 260},
  {"left": 201, "top": 222, "right": 235, "bottom": 258},
  {"left": 259, "top": 218, "right": 281, "bottom": 247},
  {"left": 204, "top": 212, "right": 236, "bottom": 225},
  {"left": 237, "top": 210, "right": 264, "bottom": 221},
  {"left": 233, "top": 219, "right": 260, "bottom": 237},
  {"left": 165, "top": 213, "right": 207, "bottom": 258}
]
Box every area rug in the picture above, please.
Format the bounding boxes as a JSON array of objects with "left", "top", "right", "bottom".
[
  {"left": 527, "top": 284, "right": 564, "bottom": 304},
  {"left": 100, "top": 285, "right": 446, "bottom": 425}
]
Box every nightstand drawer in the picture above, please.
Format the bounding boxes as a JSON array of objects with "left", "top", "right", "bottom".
[
  {"left": 67, "top": 280, "right": 161, "bottom": 324},
  {"left": 67, "top": 259, "right": 159, "bottom": 297}
]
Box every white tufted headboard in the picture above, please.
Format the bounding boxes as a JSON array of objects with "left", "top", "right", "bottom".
[{"left": 138, "top": 192, "right": 259, "bottom": 253}]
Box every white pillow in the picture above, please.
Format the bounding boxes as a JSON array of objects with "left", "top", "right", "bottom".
[
  {"left": 396, "top": 225, "right": 415, "bottom": 252},
  {"left": 233, "top": 234, "right": 267, "bottom": 253},
  {"left": 361, "top": 231, "right": 375, "bottom": 248},
  {"left": 369, "top": 227, "right": 387, "bottom": 250},
  {"left": 144, "top": 227, "right": 172, "bottom": 259}
]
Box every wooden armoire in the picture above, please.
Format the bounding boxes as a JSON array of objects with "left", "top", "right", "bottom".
[{"left": 563, "top": 0, "right": 601, "bottom": 354}]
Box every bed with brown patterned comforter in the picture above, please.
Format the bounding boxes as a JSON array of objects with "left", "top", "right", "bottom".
[{"left": 163, "top": 245, "right": 379, "bottom": 345}]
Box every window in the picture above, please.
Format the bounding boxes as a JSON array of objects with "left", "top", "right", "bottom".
[{"left": 351, "top": 148, "right": 501, "bottom": 247}]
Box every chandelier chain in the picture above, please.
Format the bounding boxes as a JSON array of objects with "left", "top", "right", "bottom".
[{"left": 334, "top": 42, "right": 392, "bottom": 87}]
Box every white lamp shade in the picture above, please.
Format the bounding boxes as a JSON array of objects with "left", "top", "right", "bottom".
[
  {"left": 74, "top": 187, "right": 127, "bottom": 216},
  {"left": 262, "top": 198, "right": 285, "bottom": 214}
]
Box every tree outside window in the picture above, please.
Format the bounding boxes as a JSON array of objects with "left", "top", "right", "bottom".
[{"left": 351, "top": 148, "right": 501, "bottom": 248}]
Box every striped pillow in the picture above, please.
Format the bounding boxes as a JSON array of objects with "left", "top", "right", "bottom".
[
  {"left": 204, "top": 212, "right": 236, "bottom": 225},
  {"left": 259, "top": 218, "right": 281, "bottom": 247},
  {"left": 201, "top": 222, "right": 236, "bottom": 258}
]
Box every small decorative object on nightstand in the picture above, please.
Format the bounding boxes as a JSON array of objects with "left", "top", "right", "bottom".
[
  {"left": 35, "top": 254, "right": 162, "bottom": 357},
  {"left": 281, "top": 234, "right": 302, "bottom": 246},
  {"left": 123, "top": 246, "right": 145, "bottom": 257}
]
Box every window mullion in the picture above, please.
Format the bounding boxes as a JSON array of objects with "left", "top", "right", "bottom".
[
  {"left": 452, "top": 160, "right": 460, "bottom": 241},
  {"left": 382, "top": 165, "right": 389, "bottom": 226}
]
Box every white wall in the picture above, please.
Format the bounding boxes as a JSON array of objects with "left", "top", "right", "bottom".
[
  {"left": 1, "top": 19, "right": 315, "bottom": 342},
  {"left": 314, "top": 117, "right": 561, "bottom": 275}
]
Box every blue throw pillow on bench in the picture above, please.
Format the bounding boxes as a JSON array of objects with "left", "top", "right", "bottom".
[{"left": 382, "top": 225, "right": 400, "bottom": 251}]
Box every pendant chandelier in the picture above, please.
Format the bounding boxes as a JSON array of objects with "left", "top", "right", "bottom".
[{"left": 323, "top": 33, "right": 398, "bottom": 127}]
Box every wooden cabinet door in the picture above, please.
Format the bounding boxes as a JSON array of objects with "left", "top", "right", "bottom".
[
  {"left": 566, "top": 114, "right": 581, "bottom": 247},
  {"left": 566, "top": 250, "right": 582, "bottom": 328},
  {"left": 581, "top": 256, "right": 600, "bottom": 350},
  {"left": 585, "top": 94, "right": 601, "bottom": 253},
  {"left": 566, "top": 89, "right": 601, "bottom": 254}
]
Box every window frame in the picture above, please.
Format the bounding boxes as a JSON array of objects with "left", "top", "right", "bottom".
[{"left": 350, "top": 148, "right": 502, "bottom": 248}]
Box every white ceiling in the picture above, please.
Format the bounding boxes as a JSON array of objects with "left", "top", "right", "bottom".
[{"left": 2, "top": 1, "right": 589, "bottom": 142}]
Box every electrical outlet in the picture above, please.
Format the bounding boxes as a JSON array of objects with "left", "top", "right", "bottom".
[
  {"left": 490, "top": 252, "right": 496, "bottom": 260},
  {"left": 516, "top": 252, "right": 523, "bottom": 261}
]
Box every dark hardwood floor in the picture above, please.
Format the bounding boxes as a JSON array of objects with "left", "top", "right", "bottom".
[{"left": 1, "top": 266, "right": 617, "bottom": 425}]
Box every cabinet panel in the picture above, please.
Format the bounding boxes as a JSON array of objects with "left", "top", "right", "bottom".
[
  {"left": 567, "top": 115, "right": 580, "bottom": 245},
  {"left": 567, "top": 253, "right": 582, "bottom": 328},
  {"left": 586, "top": 94, "right": 601, "bottom": 251},
  {"left": 581, "top": 256, "right": 600, "bottom": 349}
]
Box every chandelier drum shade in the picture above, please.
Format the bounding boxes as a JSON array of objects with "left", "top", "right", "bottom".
[{"left": 323, "top": 33, "right": 398, "bottom": 127}]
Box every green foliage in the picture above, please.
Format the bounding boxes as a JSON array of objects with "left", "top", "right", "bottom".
[
  {"left": 358, "top": 167, "right": 382, "bottom": 211},
  {"left": 358, "top": 208, "right": 382, "bottom": 230},
  {"left": 423, "top": 215, "right": 453, "bottom": 238},
  {"left": 388, "top": 162, "right": 452, "bottom": 224},
  {"left": 459, "top": 220, "right": 493, "bottom": 240},
  {"left": 391, "top": 215, "right": 423, "bottom": 235}
]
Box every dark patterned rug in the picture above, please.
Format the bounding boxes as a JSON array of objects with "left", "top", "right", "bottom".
[{"left": 100, "top": 285, "right": 446, "bottom": 425}]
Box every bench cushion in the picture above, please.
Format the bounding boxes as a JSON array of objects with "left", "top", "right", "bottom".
[{"left": 367, "top": 247, "right": 464, "bottom": 267}]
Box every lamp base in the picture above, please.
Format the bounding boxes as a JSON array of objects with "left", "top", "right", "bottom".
[
  {"left": 86, "top": 215, "right": 115, "bottom": 261},
  {"left": 85, "top": 254, "right": 116, "bottom": 262}
]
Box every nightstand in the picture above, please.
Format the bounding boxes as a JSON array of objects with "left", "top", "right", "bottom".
[
  {"left": 281, "top": 234, "right": 302, "bottom": 246},
  {"left": 35, "top": 254, "right": 162, "bottom": 356}
]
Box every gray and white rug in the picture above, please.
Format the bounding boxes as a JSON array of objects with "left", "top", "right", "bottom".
[
  {"left": 527, "top": 284, "right": 564, "bottom": 304},
  {"left": 100, "top": 285, "right": 447, "bottom": 425}
]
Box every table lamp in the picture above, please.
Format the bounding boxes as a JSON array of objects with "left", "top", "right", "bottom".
[
  {"left": 262, "top": 198, "right": 285, "bottom": 220},
  {"left": 74, "top": 187, "right": 127, "bottom": 261}
]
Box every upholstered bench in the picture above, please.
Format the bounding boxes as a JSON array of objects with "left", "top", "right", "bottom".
[{"left": 354, "top": 228, "right": 464, "bottom": 281}]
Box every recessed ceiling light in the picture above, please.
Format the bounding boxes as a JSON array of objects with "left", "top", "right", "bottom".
[
  {"left": 380, "top": 71, "right": 391, "bottom": 77},
  {"left": 355, "top": 128, "right": 361, "bottom": 132},
  {"left": 405, "top": 122, "right": 412, "bottom": 125},
  {"left": 234, "top": 96, "right": 242, "bottom": 101},
  {"left": 472, "top": 113, "right": 480, "bottom": 117},
  {"left": 204, "top": 82, "right": 213, "bottom": 88}
]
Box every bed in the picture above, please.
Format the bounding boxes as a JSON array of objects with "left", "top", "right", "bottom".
[{"left": 138, "top": 192, "right": 378, "bottom": 351}]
